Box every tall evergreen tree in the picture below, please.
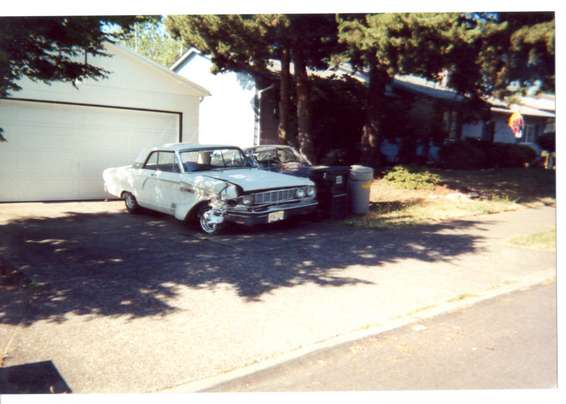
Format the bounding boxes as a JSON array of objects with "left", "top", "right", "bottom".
[
  {"left": 338, "top": 13, "right": 460, "bottom": 166},
  {"left": 166, "top": 14, "right": 341, "bottom": 161},
  {"left": 474, "top": 12, "right": 555, "bottom": 98},
  {"left": 285, "top": 15, "right": 341, "bottom": 161},
  {"left": 166, "top": 15, "right": 290, "bottom": 142}
]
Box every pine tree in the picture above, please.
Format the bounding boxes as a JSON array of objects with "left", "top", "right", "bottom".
[
  {"left": 475, "top": 12, "right": 554, "bottom": 98},
  {"left": 338, "top": 13, "right": 460, "bottom": 166},
  {"left": 166, "top": 15, "right": 288, "bottom": 142},
  {"left": 166, "top": 14, "right": 340, "bottom": 161},
  {"left": 285, "top": 15, "right": 341, "bottom": 162}
]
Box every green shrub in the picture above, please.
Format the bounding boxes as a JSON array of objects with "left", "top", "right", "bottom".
[
  {"left": 499, "top": 143, "right": 537, "bottom": 167},
  {"left": 466, "top": 139, "right": 509, "bottom": 168},
  {"left": 437, "top": 141, "right": 487, "bottom": 169},
  {"left": 537, "top": 133, "right": 555, "bottom": 152},
  {"left": 438, "top": 140, "right": 537, "bottom": 169},
  {"left": 382, "top": 165, "right": 440, "bottom": 190}
]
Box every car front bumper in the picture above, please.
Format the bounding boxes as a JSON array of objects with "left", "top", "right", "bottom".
[{"left": 224, "top": 200, "right": 318, "bottom": 226}]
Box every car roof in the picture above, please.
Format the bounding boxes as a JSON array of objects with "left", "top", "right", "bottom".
[
  {"left": 154, "top": 143, "right": 242, "bottom": 152},
  {"left": 248, "top": 145, "right": 295, "bottom": 150},
  {"left": 134, "top": 143, "right": 244, "bottom": 163}
]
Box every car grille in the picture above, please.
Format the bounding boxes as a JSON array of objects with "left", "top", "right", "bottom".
[{"left": 253, "top": 188, "right": 299, "bottom": 205}]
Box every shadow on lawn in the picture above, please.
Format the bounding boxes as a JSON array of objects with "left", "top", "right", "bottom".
[
  {"left": 436, "top": 168, "right": 556, "bottom": 203},
  {"left": 0, "top": 208, "right": 489, "bottom": 326}
]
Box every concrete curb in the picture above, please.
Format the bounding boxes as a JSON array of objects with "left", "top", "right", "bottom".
[{"left": 157, "top": 270, "right": 555, "bottom": 393}]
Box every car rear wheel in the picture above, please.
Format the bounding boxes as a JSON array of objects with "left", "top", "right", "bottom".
[
  {"left": 123, "top": 192, "right": 141, "bottom": 214},
  {"left": 197, "top": 204, "right": 224, "bottom": 235}
]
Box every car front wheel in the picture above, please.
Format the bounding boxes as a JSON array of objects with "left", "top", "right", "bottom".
[
  {"left": 197, "top": 204, "right": 224, "bottom": 235},
  {"left": 123, "top": 192, "right": 141, "bottom": 214}
]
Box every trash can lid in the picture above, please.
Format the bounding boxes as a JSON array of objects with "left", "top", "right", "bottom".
[
  {"left": 350, "top": 165, "right": 374, "bottom": 180},
  {"left": 311, "top": 165, "right": 351, "bottom": 175},
  {"left": 310, "top": 165, "right": 331, "bottom": 172}
]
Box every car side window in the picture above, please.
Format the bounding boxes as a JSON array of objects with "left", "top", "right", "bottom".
[
  {"left": 157, "top": 151, "right": 180, "bottom": 173},
  {"left": 143, "top": 152, "right": 159, "bottom": 170},
  {"left": 277, "top": 148, "right": 296, "bottom": 163},
  {"left": 256, "top": 149, "right": 276, "bottom": 162},
  {"left": 180, "top": 151, "right": 201, "bottom": 172}
]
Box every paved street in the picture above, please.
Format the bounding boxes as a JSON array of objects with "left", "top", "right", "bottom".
[
  {"left": 0, "top": 201, "right": 556, "bottom": 392},
  {"left": 210, "top": 281, "right": 557, "bottom": 391}
]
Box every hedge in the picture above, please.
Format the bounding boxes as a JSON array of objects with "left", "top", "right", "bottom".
[{"left": 438, "top": 139, "right": 536, "bottom": 169}]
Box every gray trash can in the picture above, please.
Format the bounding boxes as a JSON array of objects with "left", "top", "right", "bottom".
[{"left": 349, "top": 165, "right": 374, "bottom": 215}]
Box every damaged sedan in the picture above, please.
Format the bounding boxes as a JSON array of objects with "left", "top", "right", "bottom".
[{"left": 103, "top": 144, "right": 318, "bottom": 234}]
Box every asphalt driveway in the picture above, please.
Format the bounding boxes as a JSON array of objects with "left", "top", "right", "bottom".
[{"left": 0, "top": 201, "right": 556, "bottom": 392}]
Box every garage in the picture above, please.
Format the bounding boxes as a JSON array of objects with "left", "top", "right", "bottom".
[
  {"left": 0, "top": 100, "right": 180, "bottom": 201},
  {"left": 0, "top": 43, "right": 209, "bottom": 202}
]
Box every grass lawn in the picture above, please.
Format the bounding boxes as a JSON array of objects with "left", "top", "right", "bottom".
[
  {"left": 346, "top": 167, "right": 555, "bottom": 229},
  {"left": 508, "top": 228, "right": 556, "bottom": 251}
]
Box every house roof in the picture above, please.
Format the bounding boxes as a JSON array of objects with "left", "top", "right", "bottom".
[
  {"left": 170, "top": 47, "right": 203, "bottom": 72},
  {"left": 170, "top": 51, "right": 554, "bottom": 118},
  {"left": 491, "top": 105, "right": 555, "bottom": 118},
  {"left": 110, "top": 44, "right": 210, "bottom": 97},
  {"left": 390, "top": 75, "right": 465, "bottom": 102},
  {"left": 519, "top": 94, "right": 555, "bottom": 112},
  {"left": 486, "top": 95, "right": 555, "bottom": 118},
  {"left": 357, "top": 71, "right": 554, "bottom": 117}
]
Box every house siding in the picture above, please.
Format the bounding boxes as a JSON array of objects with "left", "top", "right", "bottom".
[
  {"left": 462, "top": 112, "right": 548, "bottom": 153},
  {"left": 174, "top": 52, "right": 257, "bottom": 148}
]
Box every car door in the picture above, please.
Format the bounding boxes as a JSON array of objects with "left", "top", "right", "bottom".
[
  {"left": 137, "top": 151, "right": 182, "bottom": 213},
  {"left": 177, "top": 150, "right": 205, "bottom": 211},
  {"left": 137, "top": 151, "right": 160, "bottom": 210},
  {"left": 152, "top": 151, "right": 183, "bottom": 214}
]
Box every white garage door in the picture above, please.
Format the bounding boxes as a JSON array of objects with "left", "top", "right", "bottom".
[{"left": 0, "top": 100, "right": 179, "bottom": 202}]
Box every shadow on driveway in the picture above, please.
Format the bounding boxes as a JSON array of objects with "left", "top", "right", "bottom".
[
  {"left": 0, "top": 360, "right": 72, "bottom": 394},
  {"left": 0, "top": 207, "right": 488, "bottom": 326}
]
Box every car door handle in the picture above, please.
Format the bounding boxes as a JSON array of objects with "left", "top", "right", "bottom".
[{"left": 150, "top": 173, "right": 157, "bottom": 177}]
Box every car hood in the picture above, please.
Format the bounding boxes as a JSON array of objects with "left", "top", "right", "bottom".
[{"left": 200, "top": 168, "right": 313, "bottom": 192}]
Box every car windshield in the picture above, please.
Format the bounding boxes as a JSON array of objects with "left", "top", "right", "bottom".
[
  {"left": 253, "top": 147, "right": 305, "bottom": 164},
  {"left": 180, "top": 148, "right": 252, "bottom": 172}
]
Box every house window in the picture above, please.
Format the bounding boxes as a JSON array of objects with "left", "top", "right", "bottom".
[
  {"left": 443, "top": 109, "right": 460, "bottom": 141},
  {"left": 443, "top": 110, "right": 453, "bottom": 140},
  {"left": 544, "top": 121, "right": 555, "bottom": 134},
  {"left": 522, "top": 123, "right": 537, "bottom": 144}
]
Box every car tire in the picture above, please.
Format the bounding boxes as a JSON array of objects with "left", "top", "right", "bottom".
[
  {"left": 123, "top": 192, "right": 141, "bottom": 214},
  {"left": 196, "top": 204, "right": 224, "bottom": 235}
]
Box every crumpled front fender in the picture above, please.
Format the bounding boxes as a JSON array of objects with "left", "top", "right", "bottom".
[{"left": 173, "top": 175, "right": 236, "bottom": 221}]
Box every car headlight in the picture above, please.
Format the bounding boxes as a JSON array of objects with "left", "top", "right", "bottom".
[
  {"left": 296, "top": 188, "right": 306, "bottom": 198},
  {"left": 240, "top": 195, "right": 253, "bottom": 205},
  {"left": 220, "top": 184, "right": 239, "bottom": 201},
  {"left": 306, "top": 185, "right": 316, "bottom": 197}
]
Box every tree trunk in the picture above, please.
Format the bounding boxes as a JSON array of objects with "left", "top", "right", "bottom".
[
  {"left": 292, "top": 45, "right": 315, "bottom": 162},
  {"left": 277, "top": 46, "right": 294, "bottom": 146},
  {"left": 360, "top": 52, "right": 387, "bottom": 168}
]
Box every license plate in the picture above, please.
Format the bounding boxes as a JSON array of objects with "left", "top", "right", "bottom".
[
  {"left": 335, "top": 175, "right": 343, "bottom": 185},
  {"left": 268, "top": 210, "right": 285, "bottom": 223}
]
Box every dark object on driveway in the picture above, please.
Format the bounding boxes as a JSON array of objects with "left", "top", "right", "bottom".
[
  {"left": 245, "top": 145, "right": 351, "bottom": 219},
  {"left": 0, "top": 361, "right": 72, "bottom": 394},
  {"left": 309, "top": 165, "right": 351, "bottom": 219}
]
